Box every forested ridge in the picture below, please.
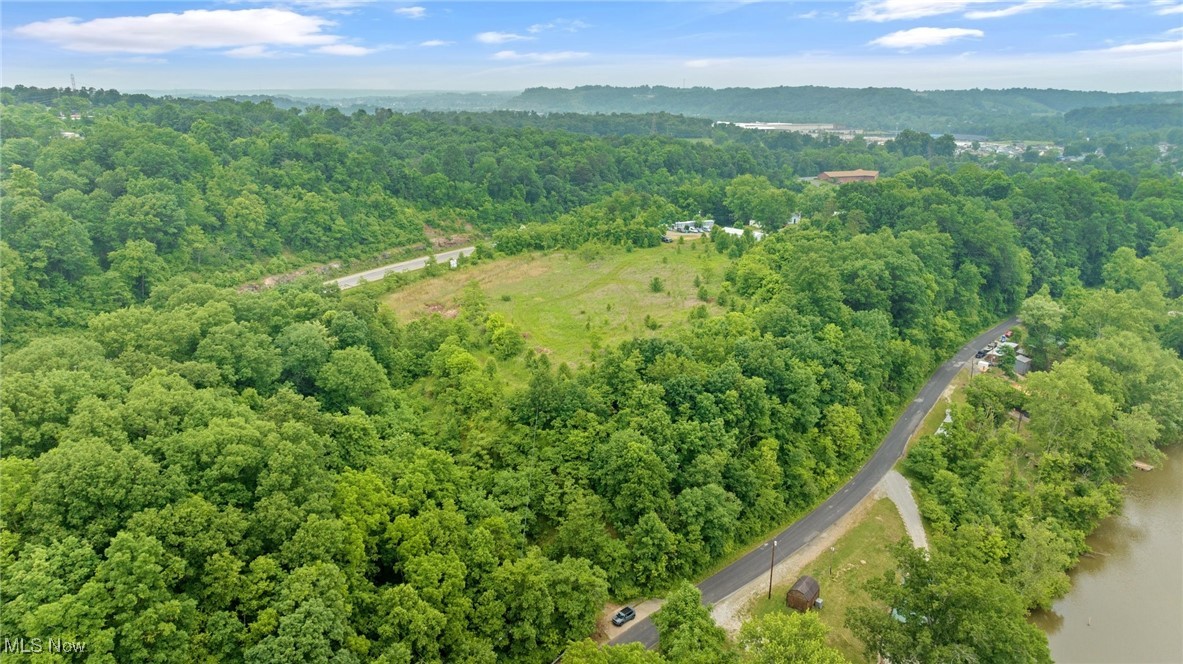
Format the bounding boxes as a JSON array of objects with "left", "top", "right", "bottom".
[
  {"left": 509, "top": 86, "right": 1183, "bottom": 139},
  {"left": 4, "top": 87, "right": 1180, "bottom": 344},
  {"left": 0, "top": 85, "right": 915, "bottom": 340},
  {"left": 2, "top": 88, "right": 1183, "bottom": 662},
  {"left": 28, "top": 84, "right": 1179, "bottom": 141}
]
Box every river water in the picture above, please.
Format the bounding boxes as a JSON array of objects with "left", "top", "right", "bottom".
[{"left": 1031, "top": 445, "right": 1183, "bottom": 663}]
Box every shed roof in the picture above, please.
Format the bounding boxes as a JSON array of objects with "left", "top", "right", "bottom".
[{"left": 789, "top": 575, "right": 820, "bottom": 598}]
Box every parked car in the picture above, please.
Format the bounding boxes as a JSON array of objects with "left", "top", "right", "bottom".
[
  {"left": 975, "top": 349, "right": 987, "bottom": 358},
  {"left": 661, "top": 236, "right": 673, "bottom": 243},
  {"left": 611, "top": 606, "right": 637, "bottom": 626}
]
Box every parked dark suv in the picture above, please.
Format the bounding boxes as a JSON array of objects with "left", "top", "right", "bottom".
[{"left": 611, "top": 606, "right": 637, "bottom": 626}]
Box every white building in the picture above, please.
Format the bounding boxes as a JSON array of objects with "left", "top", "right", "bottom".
[
  {"left": 671, "top": 220, "right": 715, "bottom": 233},
  {"left": 721, "top": 226, "right": 764, "bottom": 241}
]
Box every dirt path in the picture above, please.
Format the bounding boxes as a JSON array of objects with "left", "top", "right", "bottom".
[
  {"left": 330, "top": 246, "right": 475, "bottom": 289},
  {"left": 597, "top": 599, "right": 666, "bottom": 644}
]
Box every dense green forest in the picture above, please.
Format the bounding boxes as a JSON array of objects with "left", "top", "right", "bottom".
[
  {"left": 3, "top": 87, "right": 1180, "bottom": 343},
  {"left": 2, "top": 88, "right": 1183, "bottom": 662}
]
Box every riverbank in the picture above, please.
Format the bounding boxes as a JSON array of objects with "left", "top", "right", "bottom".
[{"left": 1032, "top": 445, "right": 1183, "bottom": 663}]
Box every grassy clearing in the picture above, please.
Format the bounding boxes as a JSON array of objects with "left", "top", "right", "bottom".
[
  {"left": 909, "top": 366, "right": 971, "bottom": 444},
  {"left": 746, "top": 499, "right": 907, "bottom": 663},
  {"left": 383, "top": 240, "right": 732, "bottom": 365}
]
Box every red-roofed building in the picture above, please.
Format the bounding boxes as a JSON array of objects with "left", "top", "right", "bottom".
[{"left": 818, "top": 169, "right": 879, "bottom": 184}]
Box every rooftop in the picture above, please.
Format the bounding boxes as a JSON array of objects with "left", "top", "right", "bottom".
[{"left": 819, "top": 169, "right": 879, "bottom": 178}]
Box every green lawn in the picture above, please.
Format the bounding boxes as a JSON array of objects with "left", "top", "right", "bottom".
[
  {"left": 384, "top": 240, "right": 732, "bottom": 365},
  {"left": 909, "top": 366, "right": 971, "bottom": 445},
  {"left": 746, "top": 499, "right": 907, "bottom": 663}
]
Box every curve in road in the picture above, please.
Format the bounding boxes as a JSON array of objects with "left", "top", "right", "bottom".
[
  {"left": 328, "top": 246, "right": 476, "bottom": 290},
  {"left": 609, "top": 317, "right": 1019, "bottom": 648}
]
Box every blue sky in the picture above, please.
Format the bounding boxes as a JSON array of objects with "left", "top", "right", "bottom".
[{"left": 3, "top": 1, "right": 1181, "bottom": 92}]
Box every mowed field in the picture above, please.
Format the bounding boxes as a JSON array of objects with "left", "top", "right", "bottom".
[
  {"left": 746, "top": 499, "right": 907, "bottom": 663},
  {"left": 384, "top": 239, "right": 732, "bottom": 364}
]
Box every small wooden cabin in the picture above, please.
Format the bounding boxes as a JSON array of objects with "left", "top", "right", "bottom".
[{"left": 786, "top": 575, "right": 820, "bottom": 612}]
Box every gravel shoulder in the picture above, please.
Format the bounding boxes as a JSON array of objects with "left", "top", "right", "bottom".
[
  {"left": 881, "top": 470, "right": 929, "bottom": 551},
  {"left": 713, "top": 470, "right": 930, "bottom": 636}
]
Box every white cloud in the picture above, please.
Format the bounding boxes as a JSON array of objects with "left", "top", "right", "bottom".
[
  {"left": 394, "top": 6, "right": 427, "bottom": 19},
  {"left": 1096, "top": 39, "right": 1183, "bottom": 53},
  {"left": 852, "top": 0, "right": 1126, "bottom": 21},
  {"left": 871, "top": 27, "right": 984, "bottom": 49},
  {"left": 492, "top": 50, "right": 588, "bottom": 63},
  {"left": 1157, "top": 3, "right": 1183, "bottom": 13},
  {"left": 527, "top": 19, "right": 592, "bottom": 34},
  {"left": 965, "top": 0, "right": 1055, "bottom": 18},
  {"left": 851, "top": 0, "right": 993, "bottom": 22},
  {"left": 476, "top": 31, "right": 533, "bottom": 44},
  {"left": 14, "top": 9, "right": 339, "bottom": 54},
  {"left": 225, "top": 45, "right": 287, "bottom": 59},
  {"left": 419, "top": 39, "right": 453, "bottom": 47},
  {"left": 796, "top": 10, "right": 820, "bottom": 18},
  {"left": 314, "top": 44, "right": 377, "bottom": 56}
]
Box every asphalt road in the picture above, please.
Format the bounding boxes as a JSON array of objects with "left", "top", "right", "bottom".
[
  {"left": 609, "top": 317, "right": 1019, "bottom": 648},
  {"left": 328, "top": 246, "right": 476, "bottom": 290}
]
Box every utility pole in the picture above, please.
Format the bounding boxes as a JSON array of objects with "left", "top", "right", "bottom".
[{"left": 767, "top": 540, "right": 777, "bottom": 599}]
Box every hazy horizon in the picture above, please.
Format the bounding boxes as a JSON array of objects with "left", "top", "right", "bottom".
[
  {"left": 3, "top": 1, "right": 1181, "bottom": 94},
  {"left": 13, "top": 85, "right": 1181, "bottom": 99}
]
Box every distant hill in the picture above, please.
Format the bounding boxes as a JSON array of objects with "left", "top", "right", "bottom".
[
  {"left": 190, "top": 91, "right": 520, "bottom": 113},
  {"left": 505, "top": 86, "right": 1182, "bottom": 137},
  {"left": 1063, "top": 103, "right": 1183, "bottom": 133},
  {"left": 12, "top": 83, "right": 1178, "bottom": 139}
]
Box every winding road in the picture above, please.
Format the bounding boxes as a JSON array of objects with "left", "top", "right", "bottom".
[
  {"left": 328, "top": 246, "right": 476, "bottom": 290},
  {"left": 609, "top": 317, "right": 1018, "bottom": 648}
]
